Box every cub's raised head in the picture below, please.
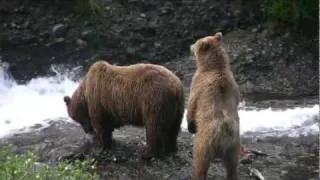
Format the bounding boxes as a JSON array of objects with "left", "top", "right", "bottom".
[
  {"left": 63, "top": 95, "right": 94, "bottom": 134},
  {"left": 190, "top": 32, "right": 228, "bottom": 70},
  {"left": 190, "top": 32, "right": 223, "bottom": 58}
]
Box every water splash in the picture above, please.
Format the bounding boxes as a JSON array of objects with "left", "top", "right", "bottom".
[{"left": 0, "top": 62, "right": 80, "bottom": 137}]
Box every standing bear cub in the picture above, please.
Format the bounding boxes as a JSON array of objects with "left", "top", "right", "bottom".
[
  {"left": 63, "top": 60, "right": 185, "bottom": 159},
  {"left": 187, "top": 32, "right": 241, "bottom": 180}
]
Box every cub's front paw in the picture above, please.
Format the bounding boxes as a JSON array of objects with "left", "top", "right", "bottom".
[{"left": 187, "top": 121, "right": 197, "bottom": 134}]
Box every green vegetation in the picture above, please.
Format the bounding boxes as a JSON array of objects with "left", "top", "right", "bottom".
[
  {"left": 262, "top": 0, "right": 318, "bottom": 27},
  {"left": 0, "top": 147, "right": 98, "bottom": 180},
  {"left": 74, "top": 0, "right": 102, "bottom": 16}
]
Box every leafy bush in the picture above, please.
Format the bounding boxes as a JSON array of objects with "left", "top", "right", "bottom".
[
  {"left": 262, "top": 0, "right": 317, "bottom": 26},
  {"left": 0, "top": 147, "right": 98, "bottom": 180},
  {"left": 74, "top": 0, "right": 102, "bottom": 16}
]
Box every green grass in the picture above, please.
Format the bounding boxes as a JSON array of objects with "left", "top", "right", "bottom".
[{"left": 0, "top": 147, "right": 98, "bottom": 180}]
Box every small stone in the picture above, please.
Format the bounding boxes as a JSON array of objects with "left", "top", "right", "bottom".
[
  {"left": 4, "top": 120, "right": 10, "bottom": 124},
  {"left": 51, "top": 24, "right": 67, "bottom": 37},
  {"left": 251, "top": 28, "right": 258, "bottom": 33},
  {"left": 161, "top": 9, "right": 167, "bottom": 14},
  {"left": 81, "top": 30, "right": 92, "bottom": 37},
  {"left": 266, "top": 155, "right": 282, "bottom": 164},
  {"left": 140, "top": 13, "right": 146, "bottom": 17},
  {"left": 240, "top": 155, "right": 252, "bottom": 164},
  {"left": 10, "top": 22, "right": 17, "bottom": 28},
  {"left": 76, "top": 38, "right": 87, "bottom": 47},
  {"left": 154, "top": 42, "right": 161, "bottom": 48},
  {"left": 280, "top": 170, "right": 288, "bottom": 176},
  {"left": 55, "top": 37, "right": 64, "bottom": 43},
  {"left": 52, "top": 24, "right": 64, "bottom": 33},
  {"left": 23, "top": 21, "right": 30, "bottom": 28},
  {"left": 36, "top": 143, "right": 47, "bottom": 151},
  {"left": 164, "top": 174, "right": 171, "bottom": 179},
  {"left": 126, "top": 47, "right": 136, "bottom": 54},
  {"left": 31, "top": 124, "right": 43, "bottom": 129},
  {"left": 244, "top": 81, "right": 254, "bottom": 90}
]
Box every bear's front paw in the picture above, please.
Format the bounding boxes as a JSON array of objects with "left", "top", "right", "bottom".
[{"left": 188, "top": 121, "right": 197, "bottom": 134}]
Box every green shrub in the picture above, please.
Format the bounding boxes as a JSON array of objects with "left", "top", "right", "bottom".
[
  {"left": 262, "top": 0, "right": 317, "bottom": 26},
  {"left": 74, "top": 0, "right": 102, "bottom": 16},
  {"left": 0, "top": 147, "right": 98, "bottom": 180}
]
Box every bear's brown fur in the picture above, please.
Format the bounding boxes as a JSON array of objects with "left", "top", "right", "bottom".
[
  {"left": 63, "top": 60, "right": 185, "bottom": 159},
  {"left": 187, "top": 32, "right": 241, "bottom": 180}
]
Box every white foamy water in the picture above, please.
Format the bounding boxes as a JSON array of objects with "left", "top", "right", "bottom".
[
  {"left": 181, "top": 104, "right": 319, "bottom": 137},
  {"left": 0, "top": 62, "right": 319, "bottom": 138},
  {"left": 0, "top": 63, "right": 79, "bottom": 137}
]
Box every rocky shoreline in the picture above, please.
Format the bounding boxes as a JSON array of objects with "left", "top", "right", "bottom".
[{"left": 0, "top": 115, "right": 318, "bottom": 180}]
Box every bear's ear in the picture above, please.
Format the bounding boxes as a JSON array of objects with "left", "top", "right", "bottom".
[
  {"left": 190, "top": 43, "right": 196, "bottom": 54},
  {"left": 214, "top": 32, "right": 223, "bottom": 42},
  {"left": 199, "top": 38, "right": 211, "bottom": 51},
  {"left": 63, "top": 96, "right": 71, "bottom": 105}
]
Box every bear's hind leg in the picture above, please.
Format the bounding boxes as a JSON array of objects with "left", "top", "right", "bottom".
[
  {"left": 192, "top": 135, "right": 212, "bottom": 180},
  {"left": 161, "top": 99, "right": 183, "bottom": 155},
  {"left": 223, "top": 147, "right": 240, "bottom": 180},
  {"left": 141, "top": 119, "right": 162, "bottom": 160},
  {"left": 163, "top": 117, "right": 181, "bottom": 155}
]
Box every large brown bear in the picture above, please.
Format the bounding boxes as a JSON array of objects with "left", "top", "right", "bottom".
[
  {"left": 63, "top": 60, "right": 185, "bottom": 159},
  {"left": 187, "top": 32, "right": 241, "bottom": 180}
]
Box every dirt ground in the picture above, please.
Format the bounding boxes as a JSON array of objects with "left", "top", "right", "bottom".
[{"left": 0, "top": 119, "right": 318, "bottom": 180}]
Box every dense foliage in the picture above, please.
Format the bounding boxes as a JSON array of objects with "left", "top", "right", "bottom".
[
  {"left": 0, "top": 147, "right": 98, "bottom": 180},
  {"left": 74, "top": 0, "right": 102, "bottom": 15},
  {"left": 262, "top": 0, "right": 318, "bottom": 35}
]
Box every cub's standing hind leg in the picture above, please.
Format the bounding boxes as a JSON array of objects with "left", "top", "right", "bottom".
[
  {"left": 223, "top": 147, "right": 240, "bottom": 180},
  {"left": 192, "top": 133, "right": 212, "bottom": 180}
]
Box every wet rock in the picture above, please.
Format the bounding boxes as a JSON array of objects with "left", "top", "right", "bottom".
[
  {"left": 81, "top": 30, "right": 92, "bottom": 37},
  {"left": 36, "top": 143, "right": 48, "bottom": 152},
  {"left": 54, "top": 37, "right": 64, "bottom": 43},
  {"left": 265, "top": 155, "right": 282, "bottom": 165},
  {"left": 76, "top": 38, "right": 87, "bottom": 47},
  {"left": 51, "top": 24, "right": 67, "bottom": 37},
  {"left": 126, "top": 47, "right": 136, "bottom": 54},
  {"left": 240, "top": 155, "right": 253, "bottom": 164},
  {"left": 30, "top": 123, "right": 43, "bottom": 129},
  {"left": 280, "top": 170, "right": 288, "bottom": 177}
]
